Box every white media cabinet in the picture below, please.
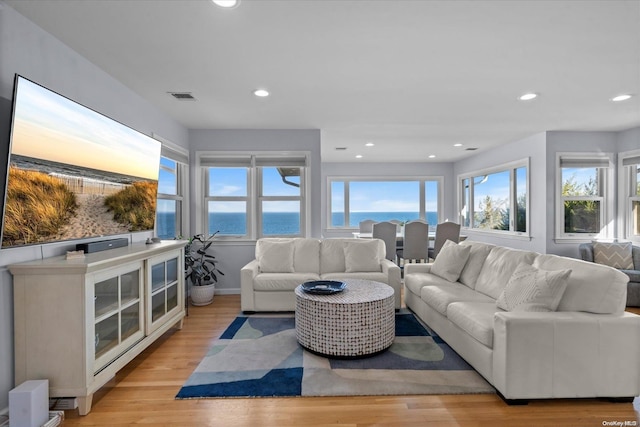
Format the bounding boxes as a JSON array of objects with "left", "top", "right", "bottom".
[{"left": 9, "top": 240, "right": 187, "bottom": 415}]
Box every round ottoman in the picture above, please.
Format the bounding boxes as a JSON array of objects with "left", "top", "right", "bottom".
[{"left": 294, "top": 279, "right": 395, "bottom": 358}]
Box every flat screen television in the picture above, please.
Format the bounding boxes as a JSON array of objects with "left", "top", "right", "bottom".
[{"left": 1, "top": 75, "right": 162, "bottom": 248}]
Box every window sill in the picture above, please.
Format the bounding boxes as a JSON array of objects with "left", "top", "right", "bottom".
[
  {"left": 554, "top": 237, "right": 599, "bottom": 244},
  {"left": 461, "top": 228, "right": 531, "bottom": 241}
]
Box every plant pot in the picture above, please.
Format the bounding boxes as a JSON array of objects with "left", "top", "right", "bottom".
[{"left": 191, "top": 283, "right": 215, "bottom": 306}]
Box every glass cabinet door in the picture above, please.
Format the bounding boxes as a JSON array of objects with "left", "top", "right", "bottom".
[
  {"left": 146, "top": 251, "right": 183, "bottom": 334},
  {"left": 92, "top": 262, "right": 144, "bottom": 373}
]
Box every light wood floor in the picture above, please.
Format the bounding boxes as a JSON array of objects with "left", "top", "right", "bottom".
[{"left": 61, "top": 295, "right": 639, "bottom": 427}]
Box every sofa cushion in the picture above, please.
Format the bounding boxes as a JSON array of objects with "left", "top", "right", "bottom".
[
  {"left": 496, "top": 263, "right": 571, "bottom": 312},
  {"left": 293, "top": 238, "right": 320, "bottom": 273},
  {"left": 458, "top": 241, "right": 495, "bottom": 289},
  {"left": 404, "top": 268, "right": 452, "bottom": 296},
  {"left": 593, "top": 241, "right": 634, "bottom": 269},
  {"left": 253, "top": 273, "right": 320, "bottom": 291},
  {"left": 343, "top": 239, "right": 381, "bottom": 272},
  {"left": 534, "top": 254, "right": 628, "bottom": 314},
  {"left": 320, "top": 239, "right": 347, "bottom": 274},
  {"left": 322, "top": 271, "right": 388, "bottom": 284},
  {"left": 256, "top": 240, "right": 295, "bottom": 273},
  {"left": 430, "top": 240, "right": 471, "bottom": 282},
  {"left": 420, "top": 283, "right": 494, "bottom": 316},
  {"left": 447, "top": 302, "right": 499, "bottom": 348},
  {"left": 620, "top": 269, "right": 640, "bottom": 283},
  {"left": 474, "top": 246, "right": 538, "bottom": 299}
]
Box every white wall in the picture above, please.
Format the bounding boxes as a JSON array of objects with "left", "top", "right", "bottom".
[
  {"left": 616, "top": 126, "right": 640, "bottom": 152},
  {"left": 321, "top": 162, "right": 455, "bottom": 238},
  {"left": 0, "top": 3, "right": 189, "bottom": 412},
  {"left": 188, "top": 129, "right": 322, "bottom": 295}
]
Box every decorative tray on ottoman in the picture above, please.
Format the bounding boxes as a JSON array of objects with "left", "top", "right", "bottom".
[{"left": 301, "top": 280, "right": 347, "bottom": 295}]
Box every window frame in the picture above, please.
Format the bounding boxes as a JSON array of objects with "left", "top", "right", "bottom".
[
  {"left": 457, "top": 158, "right": 530, "bottom": 238},
  {"left": 555, "top": 152, "right": 614, "bottom": 242},
  {"left": 197, "top": 151, "right": 310, "bottom": 241},
  {"left": 154, "top": 137, "right": 189, "bottom": 240},
  {"left": 326, "top": 176, "right": 444, "bottom": 229},
  {"left": 619, "top": 149, "right": 640, "bottom": 243}
]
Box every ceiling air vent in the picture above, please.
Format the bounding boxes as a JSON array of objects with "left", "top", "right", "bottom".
[
  {"left": 169, "top": 92, "right": 196, "bottom": 101},
  {"left": 465, "top": 147, "right": 478, "bottom": 151},
  {"left": 335, "top": 147, "right": 348, "bottom": 151}
]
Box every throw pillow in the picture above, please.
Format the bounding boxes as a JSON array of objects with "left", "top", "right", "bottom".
[
  {"left": 496, "top": 263, "right": 571, "bottom": 312},
  {"left": 593, "top": 242, "right": 634, "bottom": 269},
  {"left": 344, "top": 240, "right": 381, "bottom": 272},
  {"left": 430, "top": 240, "right": 472, "bottom": 282},
  {"left": 258, "top": 241, "right": 295, "bottom": 273}
]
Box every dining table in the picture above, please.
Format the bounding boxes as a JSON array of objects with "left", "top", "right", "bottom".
[{"left": 352, "top": 231, "right": 467, "bottom": 244}]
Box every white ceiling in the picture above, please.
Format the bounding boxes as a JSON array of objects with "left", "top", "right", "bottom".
[{"left": 6, "top": 0, "right": 640, "bottom": 162}]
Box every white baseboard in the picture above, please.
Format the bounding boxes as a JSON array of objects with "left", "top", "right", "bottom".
[{"left": 214, "top": 288, "right": 240, "bottom": 295}]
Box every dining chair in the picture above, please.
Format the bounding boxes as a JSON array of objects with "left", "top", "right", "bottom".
[
  {"left": 388, "top": 219, "right": 405, "bottom": 249},
  {"left": 372, "top": 221, "right": 398, "bottom": 262},
  {"left": 359, "top": 219, "right": 376, "bottom": 233},
  {"left": 397, "top": 220, "right": 429, "bottom": 265},
  {"left": 389, "top": 219, "right": 403, "bottom": 229},
  {"left": 428, "top": 221, "right": 461, "bottom": 260}
]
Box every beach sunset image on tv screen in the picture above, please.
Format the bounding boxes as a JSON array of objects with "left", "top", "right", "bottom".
[{"left": 1, "top": 76, "right": 161, "bottom": 248}]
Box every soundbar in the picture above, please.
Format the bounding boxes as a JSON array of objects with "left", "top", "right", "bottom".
[{"left": 76, "top": 238, "right": 128, "bottom": 254}]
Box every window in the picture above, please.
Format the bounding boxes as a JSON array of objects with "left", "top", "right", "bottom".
[
  {"left": 328, "top": 177, "right": 442, "bottom": 228},
  {"left": 458, "top": 159, "right": 529, "bottom": 236},
  {"left": 556, "top": 154, "right": 613, "bottom": 240},
  {"left": 621, "top": 152, "right": 640, "bottom": 242},
  {"left": 259, "top": 165, "right": 302, "bottom": 236},
  {"left": 156, "top": 143, "right": 188, "bottom": 239},
  {"left": 199, "top": 152, "right": 309, "bottom": 239}
]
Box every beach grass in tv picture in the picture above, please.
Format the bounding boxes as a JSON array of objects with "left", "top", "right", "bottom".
[{"left": 1, "top": 75, "right": 161, "bottom": 248}]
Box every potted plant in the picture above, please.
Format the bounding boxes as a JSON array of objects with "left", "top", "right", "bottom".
[{"left": 185, "top": 231, "right": 224, "bottom": 306}]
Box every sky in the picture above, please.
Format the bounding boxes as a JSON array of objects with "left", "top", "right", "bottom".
[
  {"left": 11, "top": 76, "right": 161, "bottom": 180},
  {"left": 332, "top": 180, "right": 439, "bottom": 213},
  {"left": 206, "top": 167, "right": 301, "bottom": 212},
  {"left": 203, "top": 170, "right": 443, "bottom": 214}
]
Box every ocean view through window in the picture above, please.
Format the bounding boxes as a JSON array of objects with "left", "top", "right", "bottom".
[
  {"left": 199, "top": 152, "right": 309, "bottom": 239},
  {"left": 328, "top": 177, "right": 442, "bottom": 228},
  {"left": 161, "top": 212, "right": 442, "bottom": 236},
  {"left": 156, "top": 149, "right": 187, "bottom": 239}
]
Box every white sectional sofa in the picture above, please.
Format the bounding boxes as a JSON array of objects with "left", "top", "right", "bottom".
[
  {"left": 404, "top": 240, "right": 640, "bottom": 402},
  {"left": 241, "top": 238, "right": 402, "bottom": 312}
]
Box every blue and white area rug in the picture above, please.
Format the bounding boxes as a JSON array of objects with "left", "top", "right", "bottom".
[{"left": 175, "top": 310, "right": 495, "bottom": 399}]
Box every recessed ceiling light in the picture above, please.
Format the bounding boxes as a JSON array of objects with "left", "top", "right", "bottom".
[
  {"left": 428, "top": 154, "right": 436, "bottom": 159},
  {"left": 253, "top": 89, "right": 269, "bottom": 97},
  {"left": 355, "top": 155, "right": 363, "bottom": 159},
  {"left": 453, "top": 143, "right": 463, "bottom": 147},
  {"left": 212, "top": 0, "right": 239, "bottom": 8},
  {"left": 365, "top": 142, "right": 375, "bottom": 147},
  {"left": 611, "top": 94, "right": 633, "bottom": 102},
  {"left": 519, "top": 93, "right": 538, "bottom": 101}
]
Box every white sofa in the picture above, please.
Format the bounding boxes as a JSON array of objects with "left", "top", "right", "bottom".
[
  {"left": 241, "top": 238, "right": 402, "bottom": 312},
  {"left": 404, "top": 240, "right": 640, "bottom": 402}
]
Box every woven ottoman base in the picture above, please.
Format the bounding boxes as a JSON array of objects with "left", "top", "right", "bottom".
[{"left": 294, "top": 279, "right": 395, "bottom": 358}]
